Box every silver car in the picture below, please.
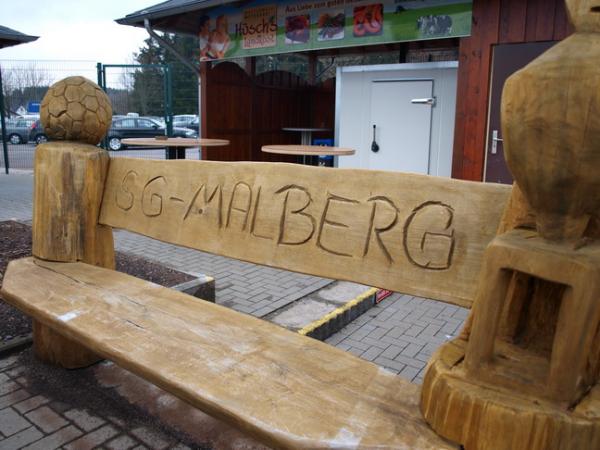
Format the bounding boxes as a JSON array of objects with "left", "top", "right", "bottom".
[{"left": 1, "top": 117, "right": 35, "bottom": 144}]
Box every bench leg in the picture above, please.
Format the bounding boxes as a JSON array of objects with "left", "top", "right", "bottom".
[
  {"left": 33, "top": 321, "right": 101, "bottom": 369},
  {"left": 31, "top": 142, "right": 114, "bottom": 369}
]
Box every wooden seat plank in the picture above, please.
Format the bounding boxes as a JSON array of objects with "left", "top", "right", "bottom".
[{"left": 1, "top": 258, "right": 456, "bottom": 450}]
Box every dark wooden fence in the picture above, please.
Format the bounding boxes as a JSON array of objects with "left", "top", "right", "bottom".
[{"left": 202, "top": 62, "right": 334, "bottom": 163}]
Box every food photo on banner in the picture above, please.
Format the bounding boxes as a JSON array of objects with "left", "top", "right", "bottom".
[{"left": 196, "top": 0, "right": 472, "bottom": 61}]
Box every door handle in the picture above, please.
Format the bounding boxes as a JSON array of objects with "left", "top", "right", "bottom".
[
  {"left": 491, "top": 130, "right": 503, "bottom": 154},
  {"left": 371, "top": 124, "right": 380, "bottom": 153},
  {"left": 411, "top": 97, "right": 436, "bottom": 106}
]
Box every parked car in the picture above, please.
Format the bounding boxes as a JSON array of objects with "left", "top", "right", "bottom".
[
  {"left": 187, "top": 116, "right": 200, "bottom": 134},
  {"left": 1, "top": 117, "right": 36, "bottom": 144},
  {"left": 173, "top": 114, "right": 198, "bottom": 128},
  {"left": 107, "top": 116, "right": 198, "bottom": 151},
  {"left": 29, "top": 120, "right": 48, "bottom": 145},
  {"left": 147, "top": 116, "right": 166, "bottom": 127}
]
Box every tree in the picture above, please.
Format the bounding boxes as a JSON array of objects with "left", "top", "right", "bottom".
[
  {"left": 1, "top": 62, "right": 51, "bottom": 116},
  {"left": 131, "top": 33, "right": 199, "bottom": 117}
]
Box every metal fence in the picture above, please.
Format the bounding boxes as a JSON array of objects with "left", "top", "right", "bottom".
[{"left": 0, "top": 59, "right": 199, "bottom": 172}]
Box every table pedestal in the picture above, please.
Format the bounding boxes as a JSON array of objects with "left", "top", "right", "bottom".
[
  {"left": 282, "top": 128, "right": 331, "bottom": 165},
  {"left": 166, "top": 147, "right": 186, "bottom": 160}
]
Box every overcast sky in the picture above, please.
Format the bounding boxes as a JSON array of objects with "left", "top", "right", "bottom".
[{"left": 1, "top": 0, "right": 157, "bottom": 63}]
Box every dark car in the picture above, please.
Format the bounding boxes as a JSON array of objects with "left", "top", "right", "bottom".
[
  {"left": 29, "top": 119, "right": 48, "bottom": 145},
  {"left": 2, "top": 117, "right": 36, "bottom": 144},
  {"left": 107, "top": 117, "right": 198, "bottom": 150}
]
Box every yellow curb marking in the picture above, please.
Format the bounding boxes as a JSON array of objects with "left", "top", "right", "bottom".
[{"left": 298, "top": 287, "right": 379, "bottom": 336}]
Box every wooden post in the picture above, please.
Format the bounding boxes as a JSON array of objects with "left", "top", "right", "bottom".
[
  {"left": 31, "top": 76, "right": 114, "bottom": 369},
  {"left": 32, "top": 142, "right": 114, "bottom": 368},
  {"left": 200, "top": 61, "right": 209, "bottom": 160}
]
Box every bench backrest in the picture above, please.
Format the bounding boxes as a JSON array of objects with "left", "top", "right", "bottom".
[{"left": 99, "top": 158, "right": 512, "bottom": 308}]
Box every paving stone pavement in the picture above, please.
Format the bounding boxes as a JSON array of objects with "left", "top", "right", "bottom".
[
  {"left": 0, "top": 354, "right": 198, "bottom": 450},
  {"left": 113, "top": 230, "right": 332, "bottom": 318},
  {"left": 326, "top": 293, "right": 468, "bottom": 384},
  {"left": 0, "top": 173, "right": 34, "bottom": 222}
]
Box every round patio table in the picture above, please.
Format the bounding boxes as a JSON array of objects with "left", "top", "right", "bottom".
[
  {"left": 262, "top": 144, "right": 355, "bottom": 165},
  {"left": 282, "top": 127, "right": 330, "bottom": 146},
  {"left": 121, "top": 137, "right": 230, "bottom": 160}
]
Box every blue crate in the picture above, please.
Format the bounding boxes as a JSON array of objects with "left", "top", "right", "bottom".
[{"left": 313, "top": 138, "right": 334, "bottom": 167}]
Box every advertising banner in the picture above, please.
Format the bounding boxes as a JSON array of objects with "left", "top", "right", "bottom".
[{"left": 197, "top": 0, "right": 472, "bottom": 61}]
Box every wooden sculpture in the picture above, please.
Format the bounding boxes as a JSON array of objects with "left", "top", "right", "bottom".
[
  {"left": 32, "top": 76, "right": 114, "bottom": 368},
  {"left": 420, "top": 1, "right": 600, "bottom": 449},
  {"left": 40, "top": 76, "right": 112, "bottom": 144}
]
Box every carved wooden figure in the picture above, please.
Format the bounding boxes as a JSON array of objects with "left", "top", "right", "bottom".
[
  {"left": 421, "top": 2, "right": 600, "bottom": 449},
  {"left": 32, "top": 76, "right": 114, "bottom": 368}
]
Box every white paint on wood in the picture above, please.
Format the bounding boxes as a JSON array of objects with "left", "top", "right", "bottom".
[{"left": 58, "top": 311, "right": 80, "bottom": 322}]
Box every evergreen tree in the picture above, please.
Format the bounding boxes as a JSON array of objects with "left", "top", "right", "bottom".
[{"left": 132, "top": 33, "right": 198, "bottom": 117}]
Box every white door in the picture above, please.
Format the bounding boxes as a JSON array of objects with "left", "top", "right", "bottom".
[{"left": 368, "top": 80, "right": 433, "bottom": 173}]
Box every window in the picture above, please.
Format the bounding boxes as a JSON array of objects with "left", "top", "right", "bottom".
[
  {"left": 113, "top": 119, "right": 135, "bottom": 128},
  {"left": 137, "top": 119, "right": 158, "bottom": 129}
]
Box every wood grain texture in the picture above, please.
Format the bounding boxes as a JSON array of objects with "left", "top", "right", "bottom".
[
  {"left": 32, "top": 142, "right": 114, "bottom": 268},
  {"left": 496, "top": 183, "right": 535, "bottom": 234},
  {"left": 421, "top": 338, "right": 600, "bottom": 450},
  {"left": 502, "top": 32, "right": 600, "bottom": 240},
  {"left": 460, "top": 182, "right": 534, "bottom": 340},
  {"left": 99, "top": 158, "right": 511, "bottom": 308},
  {"left": 451, "top": 0, "right": 501, "bottom": 181},
  {"left": 465, "top": 230, "right": 600, "bottom": 401},
  {"left": 31, "top": 141, "right": 114, "bottom": 368},
  {"left": 452, "top": 0, "right": 573, "bottom": 181},
  {"left": 40, "top": 77, "right": 112, "bottom": 145},
  {"left": 32, "top": 321, "right": 100, "bottom": 369},
  {"left": 426, "top": 5, "right": 600, "bottom": 447},
  {"left": 498, "top": 0, "right": 527, "bottom": 43},
  {"left": 202, "top": 62, "right": 335, "bottom": 164},
  {"left": 424, "top": 229, "right": 600, "bottom": 448},
  {"left": 1, "top": 257, "right": 456, "bottom": 450},
  {"left": 204, "top": 62, "right": 253, "bottom": 162}
]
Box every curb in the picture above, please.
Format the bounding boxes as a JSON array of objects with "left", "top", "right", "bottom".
[
  {"left": 171, "top": 275, "right": 216, "bottom": 302},
  {"left": 0, "top": 333, "right": 33, "bottom": 357},
  {"left": 298, "top": 287, "right": 378, "bottom": 341}
]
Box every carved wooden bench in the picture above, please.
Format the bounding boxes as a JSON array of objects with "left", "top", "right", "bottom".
[
  {"left": 7, "top": 4, "right": 600, "bottom": 444},
  {"left": 0, "top": 133, "right": 511, "bottom": 448}
]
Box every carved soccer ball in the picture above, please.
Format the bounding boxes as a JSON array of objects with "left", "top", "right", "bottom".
[{"left": 40, "top": 76, "right": 112, "bottom": 145}]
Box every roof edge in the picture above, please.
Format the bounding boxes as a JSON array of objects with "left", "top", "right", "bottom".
[
  {"left": 115, "top": 0, "right": 235, "bottom": 27},
  {"left": 0, "top": 25, "right": 39, "bottom": 49}
]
